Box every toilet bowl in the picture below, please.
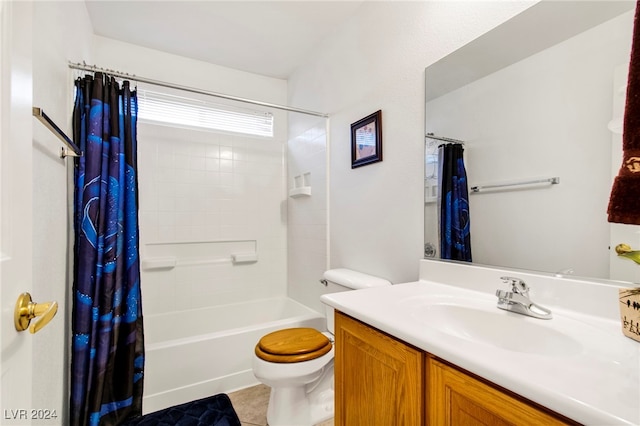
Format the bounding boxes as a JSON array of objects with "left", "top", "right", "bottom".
[{"left": 252, "top": 269, "right": 391, "bottom": 426}]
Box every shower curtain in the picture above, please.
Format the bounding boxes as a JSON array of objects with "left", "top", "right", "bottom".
[
  {"left": 71, "top": 73, "right": 144, "bottom": 426},
  {"left": 438, "top": 143, "right": 472, "bottom": 261}
]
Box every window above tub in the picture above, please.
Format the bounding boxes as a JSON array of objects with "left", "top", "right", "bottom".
[{"left": 137, "top": 89, "right": 274, "bottom": 138}]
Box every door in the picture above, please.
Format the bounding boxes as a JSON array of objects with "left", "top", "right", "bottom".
[
  {"left": 427, "top": 357, "right": 573, "bottom": 425},
  {"left": 334, "top": 312, "right": 424, "bottom": 426},
  {"left": 1, "top": 1, "right": 35, "bottom": 423}
]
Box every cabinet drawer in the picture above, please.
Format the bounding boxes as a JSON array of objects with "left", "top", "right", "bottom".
[{"left": 427, "top": 356, "right": 577, "bottom": 426}]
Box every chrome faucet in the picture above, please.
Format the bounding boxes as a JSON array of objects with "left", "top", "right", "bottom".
[{"left": 495, "top": 276, "right": 552, "bottom": 320}]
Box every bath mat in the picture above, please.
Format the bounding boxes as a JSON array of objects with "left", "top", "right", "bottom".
[{"left": 122, "top": 393, "right": 241, "bottom": 426}]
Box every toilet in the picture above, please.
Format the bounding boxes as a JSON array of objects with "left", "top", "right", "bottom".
[{"left": 252, "top": 269, "right": 392, "bottom": 426}]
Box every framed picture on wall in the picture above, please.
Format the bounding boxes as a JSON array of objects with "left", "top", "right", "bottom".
[{"left": 351, "top": 110, "right": 382, "bottom": 168}]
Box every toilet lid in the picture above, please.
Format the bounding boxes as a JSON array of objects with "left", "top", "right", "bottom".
[{"left": 255, "top": 328, "right": 332, "bottom": 363}]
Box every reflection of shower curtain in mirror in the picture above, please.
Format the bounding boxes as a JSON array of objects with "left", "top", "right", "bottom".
[{"left": 438, "top": 143, "right": 472, "bottom": 261}]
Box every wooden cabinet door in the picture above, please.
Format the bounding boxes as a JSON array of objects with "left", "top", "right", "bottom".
[
  {"left": 427, "top": 357, "right": 575, "bottom": 426},
  {"left": 335, "top": 311, "right": 424, "bottom": 426}
]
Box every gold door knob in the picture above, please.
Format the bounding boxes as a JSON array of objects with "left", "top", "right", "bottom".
[{"left": 14, "top": 292, "right": 58, "bottom": 334}]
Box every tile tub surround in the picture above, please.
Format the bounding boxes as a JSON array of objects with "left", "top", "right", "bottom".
[
  {"left": 321, "top": 259, "right": 640, "bottom": 425},
  {"left": 137, "top": 122, "right": 288, "bottom": 315}
]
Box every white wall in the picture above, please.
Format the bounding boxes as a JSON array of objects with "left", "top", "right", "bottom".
[
  {"left": 91, "top": 35, "right": 287, "bottom": 106},
  {"left": 425, "top": 10, "right": 633, "bottom": 278},
  {"left": 287, "top": 1, "right": 535, "bottom": 284},
  {"left": 31, "top": 1, "right": 94, "bottom": 422}
]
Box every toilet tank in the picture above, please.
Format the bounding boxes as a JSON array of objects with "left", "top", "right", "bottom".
[{"left": 322, "top": 268, "right": 392, "bottom": 334}]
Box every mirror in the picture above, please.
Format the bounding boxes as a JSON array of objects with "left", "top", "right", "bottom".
[{"left": 424, "top": 1, "right": 638, "bottom": 281}]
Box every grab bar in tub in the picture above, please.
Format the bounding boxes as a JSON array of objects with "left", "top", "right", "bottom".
[{"left": 142, "top": 253, "right": 257, "bottom": 270}]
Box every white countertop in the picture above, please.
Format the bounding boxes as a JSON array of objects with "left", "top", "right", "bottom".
[{"left": 321, "top": 278, "right": 640, "bottom": 425}]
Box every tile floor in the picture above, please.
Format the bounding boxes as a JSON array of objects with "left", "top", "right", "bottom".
[{"left": 228, "top": 384, "right": 334, "bottom": 426}]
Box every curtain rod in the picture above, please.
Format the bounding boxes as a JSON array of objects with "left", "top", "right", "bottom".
[
  {"left": 69, "top": 61, "right": 329, "bottom": 118},
  {"left": 425, "top": 133, "right": 465, "bottom": 145}
]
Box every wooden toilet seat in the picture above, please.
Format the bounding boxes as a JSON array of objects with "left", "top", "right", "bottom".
[{"left": 255, "top": 327, "right": 332, "bottom": 363}]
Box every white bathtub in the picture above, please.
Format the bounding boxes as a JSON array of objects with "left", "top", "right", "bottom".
[{"left": 142, "top": 297, "right": 325, "bottom": 414}]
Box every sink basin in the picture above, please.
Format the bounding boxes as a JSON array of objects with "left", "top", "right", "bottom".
[{"left": 410, "top": 302, "right": 583, "bottom": 357}]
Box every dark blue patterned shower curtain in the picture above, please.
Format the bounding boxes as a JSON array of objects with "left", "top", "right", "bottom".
[
  {"left": 71, "top": 73, "right": 144, "bottom": 426},
  {"left": 438, "top": 143, "right": 472, "bottom": 261}
]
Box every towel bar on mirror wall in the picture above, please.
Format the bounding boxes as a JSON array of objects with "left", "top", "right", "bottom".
[
  {"left": 32, "top": 107, "right": 83, "bottom": 158},
  {"left": 470, "top": 177, "right": 560, "bottom": 193}
]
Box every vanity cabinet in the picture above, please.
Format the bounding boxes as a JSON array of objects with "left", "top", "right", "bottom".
[
  {"left": 334, "top": 311, "right": 425, "bottom": 425},
  {"left": 428, "top": 356, "right": 575, "bottom": 425},
  {"left": 335, "top": 311, "right": 577, "bottom": 426}
]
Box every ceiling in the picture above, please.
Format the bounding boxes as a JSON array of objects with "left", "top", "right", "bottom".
[{"left": 84, "top": 0, "right": 365, "bottom": 79}]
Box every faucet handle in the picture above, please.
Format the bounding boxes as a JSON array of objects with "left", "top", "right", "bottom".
[{"left": 500, "top": 276, "right": 529, "bottom": 295}]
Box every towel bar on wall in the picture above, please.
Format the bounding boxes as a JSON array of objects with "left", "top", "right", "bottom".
[{"left": 32, "top": 107, "right": 82, "bottom": 158}]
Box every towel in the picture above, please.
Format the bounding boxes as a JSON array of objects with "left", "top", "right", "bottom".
[{"left": 609, "top": 1, "right": 640, "bottom": 224}]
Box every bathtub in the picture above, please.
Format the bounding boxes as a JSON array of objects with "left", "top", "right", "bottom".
[{"left": 142, "top": 297, "right": 325, "bottom": 414}]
